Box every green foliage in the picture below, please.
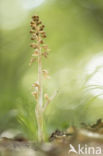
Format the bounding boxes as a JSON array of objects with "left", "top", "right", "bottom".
[
  {"left": 17, "top": 96, "right": 38, "bottom": 140},
  {"left": 45, "top": 69, "right": 99, "bottom": 131}
]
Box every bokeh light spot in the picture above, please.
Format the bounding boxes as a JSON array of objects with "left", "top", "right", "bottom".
[
  {"left": 86, "top": 52, "right": 103, "bottom": 98},
  {"left": 22, "top": 0, "right": 45, "bottom": 10}
]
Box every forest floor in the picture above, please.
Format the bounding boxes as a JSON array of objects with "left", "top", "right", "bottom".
[{"left": 0, "top": 119, "right": 103, "bottom": 156}]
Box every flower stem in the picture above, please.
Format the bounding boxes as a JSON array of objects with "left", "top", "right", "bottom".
[{"left": 35, "top": 50, "right": 45, "bottom": 142}]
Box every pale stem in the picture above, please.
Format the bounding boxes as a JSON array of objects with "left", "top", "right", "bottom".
[
  {"left": 43, "top": 89, "right": 59, "bottom": 112},
  {"left": 35, "top": 47, "right": 44, "bottom": 142},
  {"left": 38, "top": 52, "right": 43, "bottom": 108}
]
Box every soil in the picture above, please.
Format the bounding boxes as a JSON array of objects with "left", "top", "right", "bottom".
[{"left": 0, "top": 119, "right": 103, "bottom": 156}]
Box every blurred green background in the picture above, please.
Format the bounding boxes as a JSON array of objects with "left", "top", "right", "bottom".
[{"left": 0, "top": 0, "right": 103, "bottom": 140}]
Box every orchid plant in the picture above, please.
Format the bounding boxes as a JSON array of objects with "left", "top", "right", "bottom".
[{"left": 30, "top": 15, "right": 57, "bottom": 142}]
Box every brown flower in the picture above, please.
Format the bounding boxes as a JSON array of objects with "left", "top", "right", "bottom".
[
  {"left": 32, "top": 91, "right": 38, "bottom": 99},
  {"left": 42, "top": 52, "right": 48, "bottom": 58},
  {"left": 32, "top": 50, "right": 39, "bottom": 56},
  {"left": 32, "top": 82, "right": 40, "bottom": 89}
]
